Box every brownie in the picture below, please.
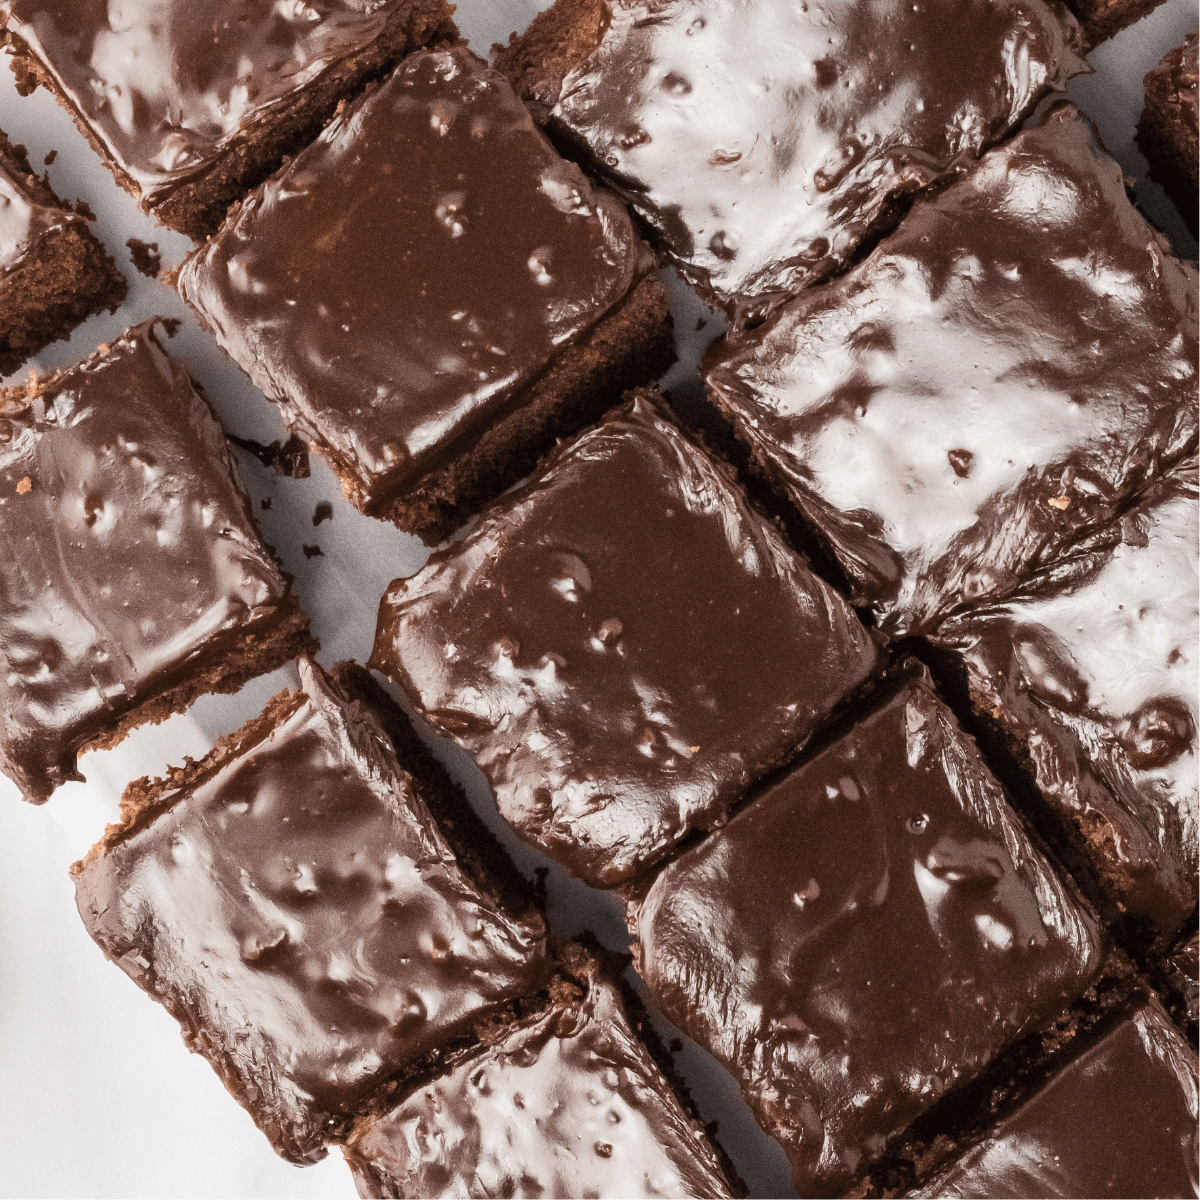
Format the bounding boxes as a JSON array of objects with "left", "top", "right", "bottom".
[
  {"left": 0, "top": 129, "right": 125, "bottom": 376},
  {"left": 705, "top": 102, "right": 1199, "bottom": 638},
  {"left": 73, "top": 658, "right": 551, "bottom": 1165},
  {"left": 1138, "top": 34, "right": 1198, "bottom": 231},
  {"left": 179, "top": 45, "right": 672, "bottom": 544},
  {"left": 633, "top": 664, "right": 1106, "bottom": 1197},
  {"left": 0, "top": 319, "right": 315, "bottom": 805},
  {"left": 370, "top": 390, "right": 883, "bottom": 888},
  {"left": 907, "top": 996, "right": 1199, "bottom": 1197},
  {"left": 495, "top": 0, "right": 1085, "bottom": 320},
  {"left": 1162, "top": 928, "right": 1199, "bottom": 1035},
  {"left": 930, "top": 460, "right": 1198, "bottom": 945},
  {"left": 2, "top": 0, "right": 457, "bottom": 240},
  {"left": 344, "top": 942, "right": 736, "bottom": 1199},
  {"left": 1064, "top": 0, "right": 1170, "bottom": 47}
]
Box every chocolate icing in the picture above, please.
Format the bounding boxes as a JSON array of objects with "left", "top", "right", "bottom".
[
  {"left": 73, "top": 658, "right": 550, "bottom": 1165},
  {"left": 371, "top": 391, "right": 882, "bottom": 887},
  {"left": 706, "top": 102, "right": 1199, "bottom": 637},
  {"left": 0, "top": 319, "right": 298, "bottom": 804},
  {"left": 0, "top": 138, "right": 87, "bottom": 271},
  {"left": 179, "top": 45, "right": 645, "bottom": 511},
  {"left": 909, "top": 998, "right": 1199, "bottom": 1198},
  {"left": 635, "top": 667, "right": 1105, "bottom": 1197}
]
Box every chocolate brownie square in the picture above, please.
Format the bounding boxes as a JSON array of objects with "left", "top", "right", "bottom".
[
  {"left": 345, "top": 941, "right": 737, "bottom": 1199},
  {"left": 495, "top": 0, "right": 1085, "bottom": 319},
  {"left": 1138, "top": 34, "right": 1198, "bottom": 231},
  {"left": 2, "top": 0, "right": 456, "bottom": 239},
  {"left": 1064, "top": 0, "right": 1170, "bottom": 47},
  {"left": 706, "top": 102, "right": 1199, "bottom": 638},
  {"left": 179, "top": 45, "right": 672, "bottom": 544},
  {"left": 0, "top": 128, "right": 125, "bottom": 375},
  {"left": 73, "top": 658, "right": 550, "bottom": 1165},
  {"left": 370, "top": 390, "right": 883, "bottom": 888},
  {"left": 634, "top": 664, "right": 1106, "bottom": 1197},
  {"left": 0, "top": 319, "right": 315, "bottom": 804}
]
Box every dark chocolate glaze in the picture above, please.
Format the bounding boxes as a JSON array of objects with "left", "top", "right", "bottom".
[
  {"left": 179, "top": 46, "right": 645, "bottom": 508},
  {"left": 0, "top": 319, "right": 296, "bottom": 804},
  {"left": 346, "top": 973, "right": 733, "bottom": 1199},
  {"left": 636, "top": 667, "right": 1105, "bottom": 1197},
  {"left": 371, "top": 392, "right": 883, "bottom": 887},
  {"left": 932, "top": 460, "right": 1198, "bottom": 940},
  {"left": 536, "top": 0, "right": 1084, "bottom": 314},
  {"left": 706, "top": 102, "right": 1199, "bottom": 637},
  {"left": 909, "top": 998, "right": 1199, "bottom": 1198},
  {"left": 0, "top": 137, "right": 87, "bottom": 271},
  {"left": 73, "top": 658, "right": 550, "bottom": 1165}
]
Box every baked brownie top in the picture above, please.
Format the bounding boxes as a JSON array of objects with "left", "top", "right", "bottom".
[
  {"left": 507, "top": 0, "right": 1084, "bottom": 315},
  {"left": 635, "top": 666, "right": 1105, "bottom": 1196},
  {"left": 0, "top": 130, "right": 88, "bottom": 272},
  {"left": 0, "top": 318, "right": 296, "bottom": 804},
  {"left": 73, "top": 657, "right": 550, "bottom": 1165},
  {"left": 909, "top": 997, "right": 1199, "bottom": 1198},
  {"left": 346, "top": 967, "right": 734, "bottom": 1199},
  {"left": 1154, "top": 33, "right": 1199, "bottom": 137},
  {"left": 705, "top": 101, "right": 1199, "bottom": 637},
  {"left": 371, "top": 391, "right": 882, "bottom": 887},
  {"left": 179, "top": 45, "right": 648, "bottom": 509},
  {"left": 933, "top": 460, "right": 1198, "bottom": 939}
]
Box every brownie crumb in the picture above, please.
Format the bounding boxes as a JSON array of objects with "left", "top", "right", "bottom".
[
  {"left": 43, "top": 149, "right": 56, "bottom": 166},
  {"left": 302, "top": 544, "right": 324, "bottom": 558},
  {"left": 696, "top": 318, "right": 707, "bottom": 331},
  {"left": 126, "top": 238, "right": 161, "bottom": 279},
  {"left": 312, "top": 501, "right": 333, "bottom": 526},
  {"left": 15, "top": 475, "right": 31, "bottom": 494},
  {"left": 227, "top": 432, "right": 311, "bottom": 478},
  {"left": 261, "top": 497, "right": 272, "bottom": 510}
]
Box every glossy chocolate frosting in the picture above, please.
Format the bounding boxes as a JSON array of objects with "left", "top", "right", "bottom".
[
  {"left": 531, "top": 0, "right": 1084, "bottom": 314},
  {"left": 909, "top": 997, "right": 1199, "bottom": 1198},
  {"left": 636, "top": 667, "right": 1105, "bottom": 1197},
  {"left": 73, "top": 658, "right": 550, "bottom": 1165},
  {"left": 933, "top": 460, "right": 1198, "bottom": 940},
  {"left": 706, "top": 102, "right": 1199, "bottom": 637},
  {"left": 346, "top": 969, "right": 733, "bottom": 1199},
  {"left": 0, "top": 319, "right": 296, "bottom": 804},
  {"left": 0, "top": 137, "right": 87, "bottom": 271},
  {"left": 371, "top": 391, "right": 882, "bottom": 887},
  {"left": 179, "top": 45, "right": 645, "bottom": 509}
]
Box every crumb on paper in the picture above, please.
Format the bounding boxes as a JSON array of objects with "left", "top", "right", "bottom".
[
  {"left": 126, "top": 238, "right": 162, "bottom": 279},
  {"left": 43, "top": 149, "right": 56, "bottom": 166},
  {"left": 261, "top": 497, "right": 272, "bottom": 510},
  {"left": 15, "top": 476, "right": 32, "bottom": 494},
  {"left": 303, "top": 544, "right": 324, "bottom": 558},
  {"left": 312, "top": 501, "right": 333, "bottom": 526}
]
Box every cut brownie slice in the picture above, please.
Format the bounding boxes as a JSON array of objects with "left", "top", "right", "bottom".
[
  {"left": 2, "top": 0, "right": 456, "bottom": 240},
  {"left": 706, "top": 102, "right": 1199, "bottom": 638},
  {"left": 73, "top": 658, "right": 551, "bottom": 1166},
  {"left": 179, "top": 45, "right": 672, "bottom": 544},
  {"left": 1064, "top": 0, "right": 1170, "bottom": 48},
  {"left": 344, "top": 941, "right": 737, "bottom": 1199},
  {"left": 0, "top": 319, "right": 315, "bottom": 805},
  {"left": 370, "top": 390, "right": 883, "bottom": 888},
  {"left": 495, "top": 0, "right": 1085, "bottom": 319},
  {"left": 1138, "top": 34, "right": 1198, "bottom": 231},
  {"left": 930, "top": 460, "right": 1198, "bottom": 945},
  {"left": 634, "top": 664, "right": 1106, "bottom": 1197},
  {"left": 0, "top": 128, "right": 125, "bottom": 376},
  {"left": 907, "top": 996, "right": 1199, "bottom": 1197}
]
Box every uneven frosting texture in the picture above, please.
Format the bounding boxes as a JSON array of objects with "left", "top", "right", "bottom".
[
  {"left": 706, "top": 103, "right": 1199, "bottom": 636},
  {"left": 180, "top": 46, "right": 641, "bottom": 505},
  {"left": 910, "top": 999, "right": 1199, "bottom": 1198},
  {"left": 636, "top": 670, "right": 1105, "bottom": 1197},
  {"left": 347, "top": 976, "right": 733, "bottom": 1199},
  {"left": 544, "top": 0, "right": 1084, "bottom": 312},
  {"left": 933, "top": 461, "right": 1198, "bottom": 938},
  {"left": 0, "top": 319, "right": 291, "bottom": 803},
  {"left": 371, "top": 393, "right": 882, "bottom": 886},
  {"left": 74, "top": 659, "right": 549, "bottom": 1165},
  {"left": 0, "top": 146, "right": 85, "bottom": 270}
]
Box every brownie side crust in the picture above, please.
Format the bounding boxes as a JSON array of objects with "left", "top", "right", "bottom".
[
  {"left": 1138, "top": 34, "right": 1199, "bottom": 233},
  {"left": 1065, "top": 0, "right": 1169, "bottom": 47}
]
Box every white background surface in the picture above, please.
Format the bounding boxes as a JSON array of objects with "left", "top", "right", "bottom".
[{"left": 0, "top": 1, "right": 1195, "bottom": 1196}]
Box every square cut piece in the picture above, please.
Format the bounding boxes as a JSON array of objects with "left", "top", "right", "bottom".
[
  {"left": 705, "top": 102, "right": 1199, "bottom": 637},
  {"left": 370, "top": 390, "right": 883, "bottom": 887},
  {"left": 73, "top": 658, "right": 550, "bottom": 1165},
  {"left": 634, "top": 665, "right": 1106, "bottom": 1197},
  {"left": 179, "top": 45, "right": 672, "bottom": 544},
  {"left": 0, "top": 319, "right": 315, "bottom": 804}
]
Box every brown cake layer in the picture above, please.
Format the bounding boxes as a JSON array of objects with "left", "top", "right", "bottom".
[{"left": 1138, "top": 34, "right": 1199, "bottom": 232}]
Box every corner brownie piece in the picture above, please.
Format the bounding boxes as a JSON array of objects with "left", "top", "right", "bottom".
[
  {"left": 634, "top": 664, "right": 1106, "bottom": 1197},
  {"left": 371, "top": 390, "right": 883, "bottom": 887},
  {"left": 0, "top": 129, "right": 124, "bottom": 375},
  {"left": 908, "top": 996, "right": 1199, "bottom": 1197},
  {"left": 930, "top": 460, "right": 1198, "bottom": 945},
  {"left": 179, "top": 45, "right": 672, "bottom": 544},
  {"left": 73, "top": 658, "right": 550, "bottom": 1165},
  {"left": 0, "top": 319, "right": 315, "bottom": 805},
  {"left": 706, "top": 102, "right": 1199, "bottom": 637},
  {"left": 1138, "top": 34, "right": 1198, "bottom": 229},
  {"left": 2, "top": 0, "right": 456, "bottom": 240},
  {"left": 495, "top": 0, "right": 1085, "bottom": 319},
  {"left": 345, "top": 942, "right": 736, "bottom": 1199}
]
